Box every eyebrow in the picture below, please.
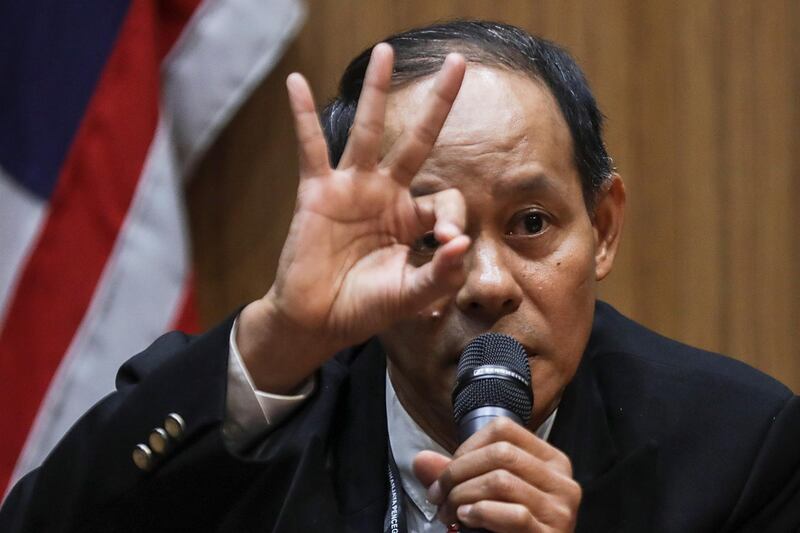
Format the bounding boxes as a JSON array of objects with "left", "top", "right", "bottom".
[
  {"left": 491, "top": 173, "right": 559, "bottom": 197},
  {"left": 409, "top": 172, "right": 561, "bottom": 198}
]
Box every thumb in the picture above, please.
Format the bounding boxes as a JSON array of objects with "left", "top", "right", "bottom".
[{"left": 413, "top": 450, "right": 451, "bottom": 500}]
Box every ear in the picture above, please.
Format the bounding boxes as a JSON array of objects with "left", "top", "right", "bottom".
[{"left": 592, "top": 173, "right": 626, "bottom": 281}]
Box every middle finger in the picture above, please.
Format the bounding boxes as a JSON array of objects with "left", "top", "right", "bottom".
[
  {"left": 338, "top": 43, "right": 394, "bottom": 170},
  {"left": 381, "top": 53, "right": 466, "bottom": 184}
]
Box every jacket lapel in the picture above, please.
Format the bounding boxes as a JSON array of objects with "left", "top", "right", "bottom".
[
  {"left": 549, "top": 350, "right": 659, "bottom": 532},
  {"left": 255, "top": 341, "right": 388, "bottom": 532},
  {"left": 331, "top": 339, "right": 390, "bottom": 531}
]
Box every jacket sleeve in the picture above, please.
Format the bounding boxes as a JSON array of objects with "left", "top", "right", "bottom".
[
  {"left": 723, "top": 394, "right": 800, "bottom": 532},
  {"left": 0, "top": 313, "right": 248, "bottom": 532}
]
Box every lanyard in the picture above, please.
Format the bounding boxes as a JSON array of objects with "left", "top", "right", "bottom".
[
  {"left": 384, "top": 440, "right": 408, "bottom": 533},
  {"left": 384, "top": 441, "right": 461, "bottom": 533}
]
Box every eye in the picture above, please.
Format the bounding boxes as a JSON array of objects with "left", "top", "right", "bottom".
[
  {"left": 507, "top": 210, "right": 550, "bottom": 236},
  {"left": 411, "top": 231, "right": 440, "bottom": 255}
]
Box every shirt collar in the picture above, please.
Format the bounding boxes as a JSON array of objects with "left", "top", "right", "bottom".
[{"left": 385, "top": 370, "right": 558, "bottom": 522}]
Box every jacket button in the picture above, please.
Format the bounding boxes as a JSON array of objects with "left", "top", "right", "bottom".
[
  {"left": 148, "top": 427, "right": 169, "bottom": 454},
  {"left": 132, "top": 443, "right": 153, "bottom": 471},
  {"left": 164, "top": 413, "right": 185, "bottom": 440}
]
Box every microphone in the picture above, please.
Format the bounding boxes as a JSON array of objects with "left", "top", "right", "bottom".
[
  {"left": 452, "top": 332, "right": 533, "bottom": 440},
  {"left": 451, "top": 333, "right": 533, "bottom": 533}
]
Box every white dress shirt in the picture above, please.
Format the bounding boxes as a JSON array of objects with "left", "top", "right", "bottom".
[
  {"left": 222, "top": 318, "right": 314, "bottom": 450},
  {"left": 224, "top": 320, "right": 558, "bottom": 532}
]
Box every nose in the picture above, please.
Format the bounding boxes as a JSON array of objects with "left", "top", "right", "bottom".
[{"left": 455, "top": 235, "right": 522, "bottom": 322}]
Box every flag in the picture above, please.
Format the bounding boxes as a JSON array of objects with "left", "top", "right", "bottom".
[{"left": 0, "top": 0, "right": 305, "bottom": 494}]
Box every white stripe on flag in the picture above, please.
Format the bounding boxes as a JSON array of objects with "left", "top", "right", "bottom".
[
  {"left": 0, "top": 168, "right": 47, "bottom": 326},
  {"left": 9, "top": 0, "right": 306, "bottom": 486},
  {"left": 165, "top": 0, "right": 307, "bottom": 177}
]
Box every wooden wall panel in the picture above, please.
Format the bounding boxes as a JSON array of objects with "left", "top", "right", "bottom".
[{"left": 187, "top": 0, "right": 799, "bottom": 391}]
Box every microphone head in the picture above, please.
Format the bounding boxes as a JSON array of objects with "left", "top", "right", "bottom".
[{"left": 452, "top": 333, "right": 533, "bottom": 426}]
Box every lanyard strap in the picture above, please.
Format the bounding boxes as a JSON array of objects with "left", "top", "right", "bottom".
[
  {"left": 384, "top": 440, "right": 461, "bottom": 532},
  {"left": 384, "top": 440, "right": 408, "bottom": 533}
]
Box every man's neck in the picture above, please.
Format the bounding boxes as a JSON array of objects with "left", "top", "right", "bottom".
[{"left": 387, "top": 363, "right": 459, "bottom": 453}]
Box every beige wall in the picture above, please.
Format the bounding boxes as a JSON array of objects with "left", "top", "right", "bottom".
[{"left": 187, "top": 0, "right": 799, "bottom": 391}]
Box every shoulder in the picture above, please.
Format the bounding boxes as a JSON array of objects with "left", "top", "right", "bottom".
[
  {"left": 588, "top": 301, "right": 792, "bottom": 408},
  {"left": 584, "top": 303, "right": 800, "bottom": 528},
  {"left": 585, "top": 301, "right": 794, "bottom": 456}
]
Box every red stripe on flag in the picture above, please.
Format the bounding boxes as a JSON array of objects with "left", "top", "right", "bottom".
[
  {"left": 171, "top": 273, "right": 200, "bottom": 334},
  {"left": 0, "top": 0, "right": 200, "bottom": 491}
]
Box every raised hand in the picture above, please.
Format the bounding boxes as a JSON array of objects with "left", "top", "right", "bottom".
[{"left": 237, "top": 44, "right": 469, "bottom": 393}]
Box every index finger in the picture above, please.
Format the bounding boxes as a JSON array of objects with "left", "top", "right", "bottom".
[
  {"left": 381, "top": 53, "right": 466, "bottom": 184},
  {"left": 435, "top": 441, "right": 570, "bottom": 503},
  {"left": 455, "top": 417, "right": 566, "bottom": 467}
]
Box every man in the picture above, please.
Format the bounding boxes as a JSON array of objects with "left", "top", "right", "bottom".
[{"left": 1, "top": 20, "right": 798, "bottom": 532}]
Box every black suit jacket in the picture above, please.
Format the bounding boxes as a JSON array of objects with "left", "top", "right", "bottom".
[{"left": 2, "top": 302, "right": 799, "bottom": 532}]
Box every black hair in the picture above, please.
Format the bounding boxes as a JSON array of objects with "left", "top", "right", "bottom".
[{"left": 321, "top": 20, "right": 613, "bottom": 209}]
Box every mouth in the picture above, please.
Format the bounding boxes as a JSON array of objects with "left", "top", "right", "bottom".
[{"left": 448, "top": 336, "right": 538, "bottom": 366}]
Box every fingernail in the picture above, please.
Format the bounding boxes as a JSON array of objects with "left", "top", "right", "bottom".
[
  {"left": 427, "top": 480, "right": 442, "bottom": 504},
  {"left": 436, "top": 223, "right": 459, "bottom": 241},
  {"left": 457, "top": 505, "right": 472, "bottom": 521}
]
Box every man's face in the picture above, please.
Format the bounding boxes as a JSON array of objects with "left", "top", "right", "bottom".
[{"left": 378, "top": 66, "right": 617, "bottom": 446}]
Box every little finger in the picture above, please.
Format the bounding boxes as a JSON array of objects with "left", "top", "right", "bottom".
[
  {"left": 456, "top": 500, "right": 543, "bottom": 533},
  {"left": 338, "top": 43, "right": 394, "bottom": 170}
]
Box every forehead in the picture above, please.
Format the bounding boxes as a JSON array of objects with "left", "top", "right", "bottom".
[{"left": 383, "top": 65, "right": 577, "bottom": 191}]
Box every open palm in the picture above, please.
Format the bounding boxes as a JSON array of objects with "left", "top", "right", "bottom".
[{"left": 267, "top": 45, "right": 469, "bottom": 350}]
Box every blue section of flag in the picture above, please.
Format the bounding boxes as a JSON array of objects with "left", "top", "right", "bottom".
[{"left": 0, "top": 0, "right": 132, "bottom": 200}]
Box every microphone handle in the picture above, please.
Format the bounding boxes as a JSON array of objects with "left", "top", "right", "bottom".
[
  {"left": 457, "top": 406, "right": 523, "bottom": 533},
  {"left": 456, "top": 406, "right": 523, "bottom": 442}
]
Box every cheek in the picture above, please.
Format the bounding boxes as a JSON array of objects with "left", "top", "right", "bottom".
[
  {"left": 518, "top": 226, "right": 597, "bottom": 397},
  {"left": 552, "top": 232, "right": 597, "bottom": 303},
  {"left": 520, "top": 225, "right": 597, "bottom": 316},
  {"left": 547, "top": 234, "right": 596, "bottom": 346}
]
